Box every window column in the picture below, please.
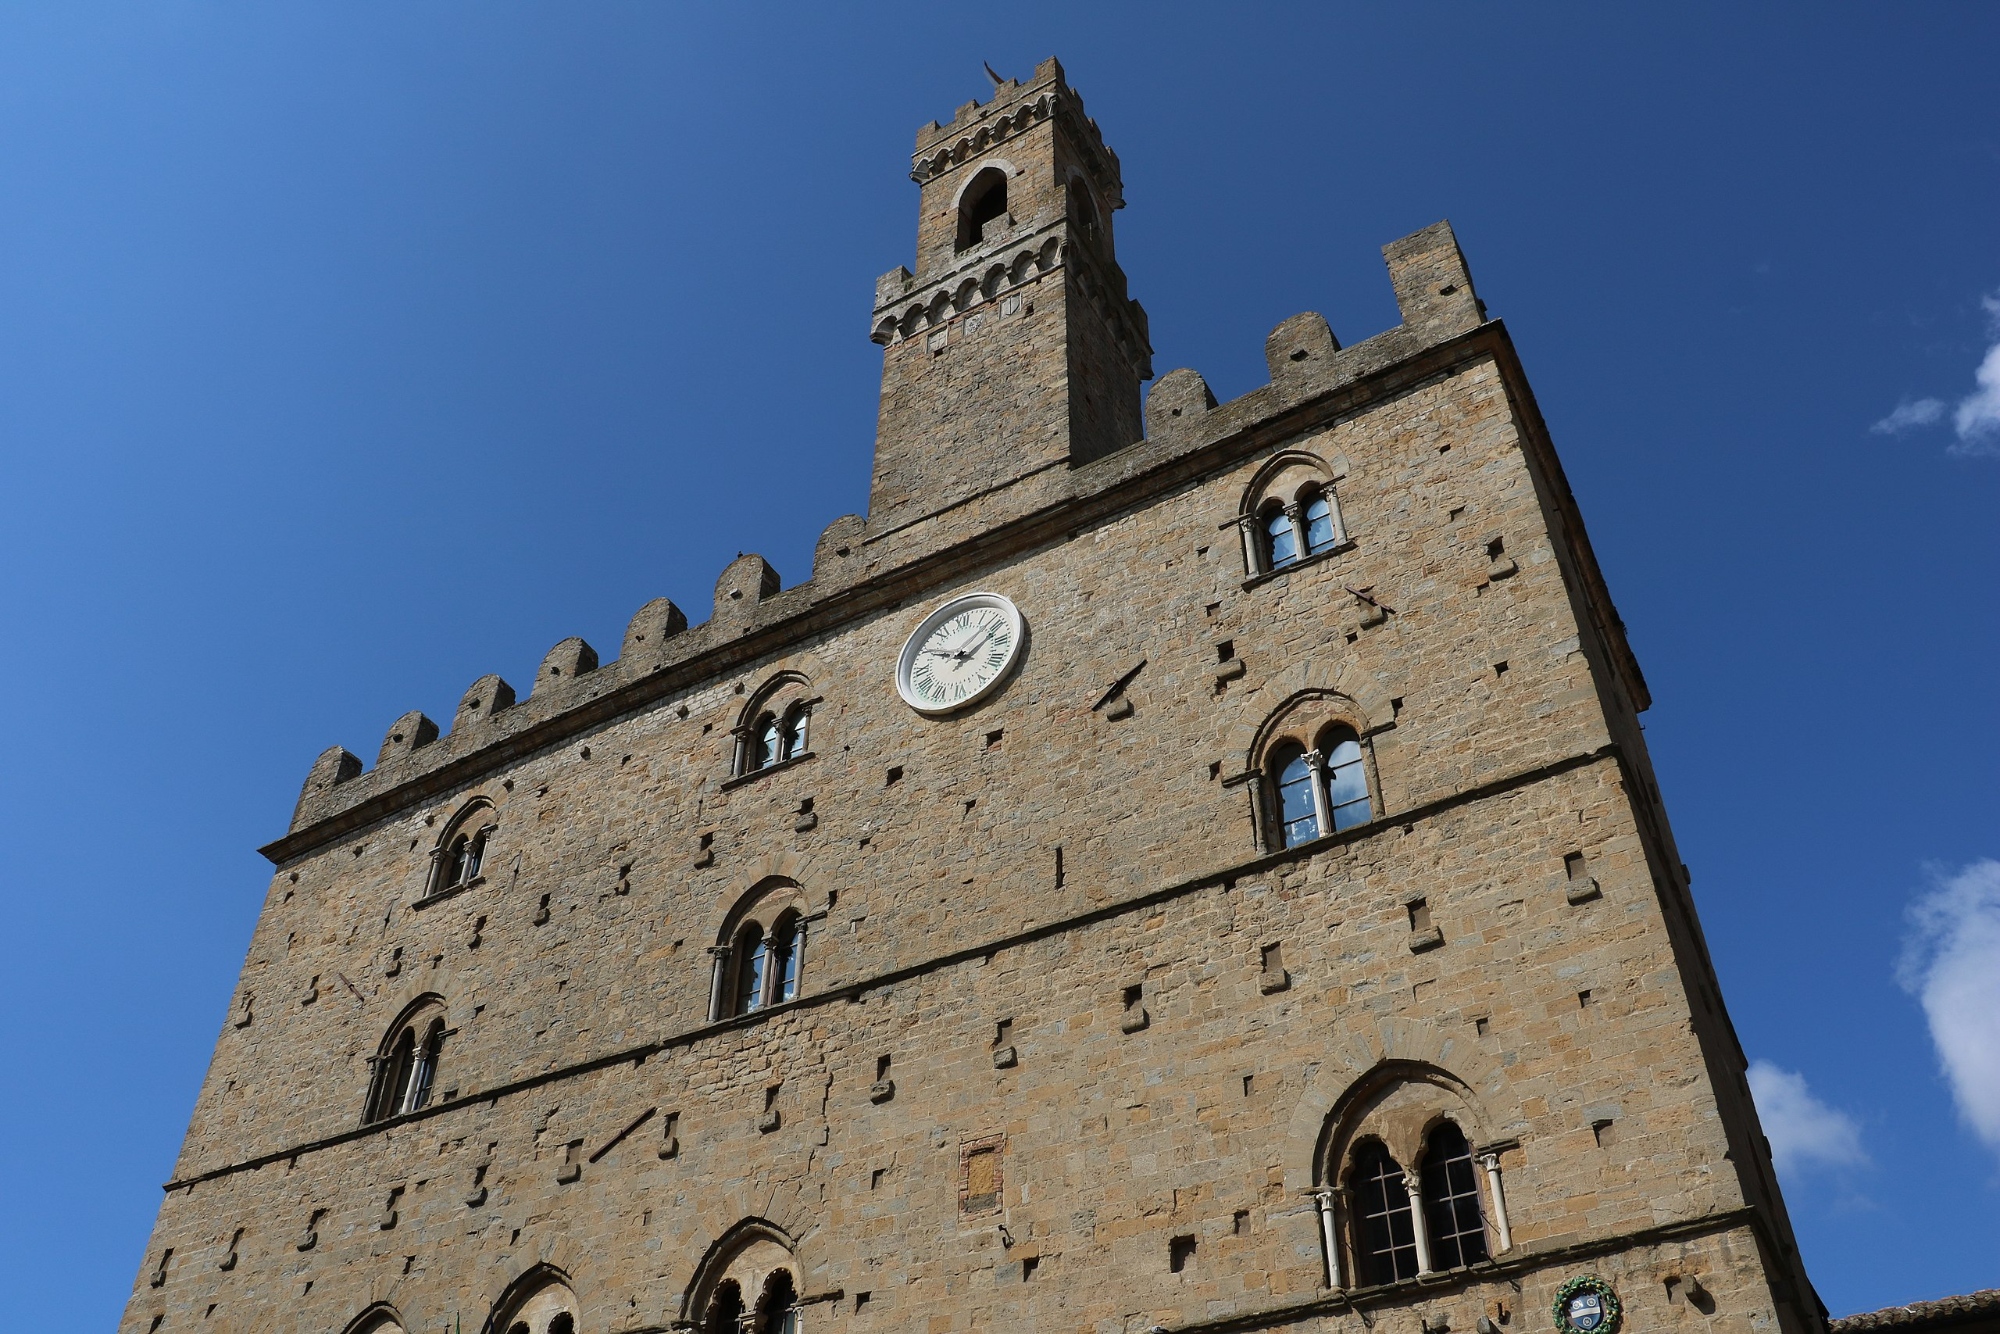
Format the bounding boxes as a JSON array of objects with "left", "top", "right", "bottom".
[
  {"left": 1236, "top": 515, "right": 1265, "bottom": 576},
  {"left": 1283, "top": 501, "right": 1308, "bottom": 557},
  {"left": 1479, "top": 1152, "right": 1513, "bottom": 1252},
  {"left": 1305, "top": 749, "right": 1334, "bottom": 840},
  {"left": 1311, "top": 1187, "right": 1345, "bottom": 1289},
  {"left": 789, "top": 921, "right": 808, "bottom": 1003},
  {"left": 1325, "top": 489, "right": 1350, "bottom": 547},
  {"left": 1404, "top": 1163, "right": 1436, "bottom": 1275},
  {"left": 706, "top": 946, "right": 733, "bottom": 1022}
]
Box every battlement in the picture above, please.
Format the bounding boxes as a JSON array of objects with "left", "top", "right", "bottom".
[
  {"left": 911, "top": 57, "right": 1122, "bottom": 205},
  {"left": 258, "top": 222, "right": 1587, "bottom": 866}
]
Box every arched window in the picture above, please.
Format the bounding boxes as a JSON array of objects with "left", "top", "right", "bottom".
[
  {"left": 1238, "top": 455, "right": 1350, "bottom": 578},
  {"left": 1302, "top": 489, "right": 1340, "bottom": 556},
  {"left": 1273, "top": 743, "right": 1319, "bottom": 847},
  {"left": 1068, "top": 177, "right": 1101, "bottom": 249},
  {"left": 702, "top": 1282, "right": 742, "bottom": 1334},
  {"left": 1264, "top": 504, "right": 1300, "bottom": 570},
  {"left": 364, "top": 1004, "right": 446, "bottom": 1125},
  {"left": 488, "top": 1270, "right": 577, "bottom": 1334},
  {"left": 956, "top": 167, "right": 1009, "bottom": 251},
  {"left": 1265, "top": 725, "right": 1373, "bottom": 850},
  {"left": 1419, "top": 1121, "right": 1489, "bottom": 1269},
  {"left": 713, "top": 884, "right": 811, "bottom": 1021},
  {"left": 781, "top": 704, "right": 808, "bottom": 762},
  {"left": 344, "top": 1306, "right": 408, "bottom": 1334},
  {"left": 687, "top": 1225, "right": 800, "bottom": 1334},
  {"left": 1322, "top": 726, "right": 1372, "bottom": 831},
  {"left": 1314, "top": 1065, "right": 1513, "bottom": 1291},
  {"left": 427, "top": 800, "right": 495, "bottom": 898},
  {"left": 753, "top": 1268, "right": 799, "bottom": 1334},
  {"left": 729, "top": 911, "right": 803, "bottom": 1015},
  {"left": 769, "top": 913, "right": 801, "bottom": 1006},
  {"left": 735, "top": 923, "right": 768, "bottom": 1016},
  {"left": 734, "top": 681, "right": 815, "bottom": 778},
  {"left": 1349, "top": 1140, "right": 1420, "bottom": 1285}
]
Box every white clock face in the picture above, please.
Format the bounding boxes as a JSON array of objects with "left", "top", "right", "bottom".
[{"left": 895, "top": 592, "right": 1024, "bottom": 715}]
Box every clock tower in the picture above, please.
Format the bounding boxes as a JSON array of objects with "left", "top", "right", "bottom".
[{"left": 866, "top": 57, "right": 1152, "bottom": 534}]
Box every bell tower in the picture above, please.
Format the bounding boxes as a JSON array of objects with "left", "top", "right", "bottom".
[{"left": 868, "top": 58, "right": 1152, "bottom": 531}]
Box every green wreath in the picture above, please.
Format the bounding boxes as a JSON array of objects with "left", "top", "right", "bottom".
[{"left": 1551, "top": 1276, "right": 1622, "bottom": 1334}]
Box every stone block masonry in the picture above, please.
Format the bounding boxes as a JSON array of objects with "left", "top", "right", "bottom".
[{"left": 122, "top": 55, "right": 1825, "bottom": 1334}]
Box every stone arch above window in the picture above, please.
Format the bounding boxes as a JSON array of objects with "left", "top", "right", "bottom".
[
  {"left": 1248, "top": 693, "right": 1378, "bottom": 850},
  {"left": 683, "top": 1221, "right": 801, "bottom": 1334},
  {"left": 954, "top": 164, "right": 1012, "bottom": 252},
  {"left": 425, "top": 797, "right": 497, "bottom": 900},
  {"left": 732, "top": 674, "right": 818, "bottom": 780},
  {"left": 1235, "top": 450, "right": 1351, "bottom": 578},
  {"left": 482, "top": 1266, "right": 578, "bottom": 1334},
  {"left": 709, "top": 879, "right": 812, "bottom": 1020},
  {"left": 342, "top": 1303, "right": 408, "bottom": 1334},
  {"left": 363, "top": 995, "right": 448, "bottom": 1125},
  {"left": 1309, "top": 1062, "right": 1512, "bottom": 1291}
]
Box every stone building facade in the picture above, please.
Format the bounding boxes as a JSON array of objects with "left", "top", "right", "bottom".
[{"left": 123, "top": 57, "right": 1830, "bottom": 1334}]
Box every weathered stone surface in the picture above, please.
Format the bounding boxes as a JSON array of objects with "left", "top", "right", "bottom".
[{"left": 122, "top": 59, "right": 1822, "bottom": 1334}]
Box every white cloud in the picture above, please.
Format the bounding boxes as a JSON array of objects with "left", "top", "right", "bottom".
[
  {"left": 1747, "top": 1061, "right": 1867, "bottom": 1174},
  {"left": 1898, "top": 858, "right": 2000, "bottom": 1155},
  {"left": 1948, "top": 342, "right": 2000, "bottom": 456},
  {"left": 1871, "top": 398, "right": 1945, "bottom": 434},
  {"left": 1873, "top": 288, "right": 2000, "bottom": 456}
]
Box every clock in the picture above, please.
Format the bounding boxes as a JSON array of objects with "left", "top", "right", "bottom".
[{"left": 895, "top": 592, "right": 1025, "bottom": 715}]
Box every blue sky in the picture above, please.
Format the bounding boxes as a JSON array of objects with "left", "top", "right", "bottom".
[{"left": 0, "top": 5, "right": 1994, "bottom": 1323}]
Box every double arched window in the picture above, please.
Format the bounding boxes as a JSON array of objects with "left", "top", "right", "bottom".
[
  {"left": 730, "top": 913, "right": 803, "bottom": 1015},
  {"left": 750, "top": 704, "right": 810, "bottom": 772},
  {"left": 489, "top": 1270, "right": 578, "bottom": 1334},
  {"left": 1237, "top": 454, "right": 1351, "bottom": 579},
  {"left": 689, "top": 1227, "right": 802, "bottom": 1334},
  {"left": 426, "top": 799, "right": 495, "bottom": 899},
  {"left": 1260, "top": 486, "right": 1343, "bottom": 571},
  {"left": 732, "top": 675, "right": 816, "bottom": 780},
  {"left": 710, "top": 881, "right": 811, "bottom": 1020},
  {"left": 1344, "top": 1122, "right": 1490, "bottom": 1285},
  {"left": 1312, "top": 1065, "right": 1514, "bottom": 1292},
  {"left": 364, "top": 1000, "right": 447, "bottom": 1125},
  {"left": 704, "top": 1268, "right": 797, "bottom": 1334},
  {"left": 1267, "top": 724, "right": 1373, "bottom": 848}
]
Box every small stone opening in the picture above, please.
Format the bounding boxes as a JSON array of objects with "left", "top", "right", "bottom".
[{"left": 956, "top": 168, "right": 1009, "bottom": 251}]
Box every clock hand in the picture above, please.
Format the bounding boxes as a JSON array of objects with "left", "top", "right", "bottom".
[{"left": 954, "top": 624, "right": 999, "bottom": 661}]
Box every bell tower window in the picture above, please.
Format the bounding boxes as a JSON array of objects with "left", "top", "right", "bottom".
[
  {"left": 956, "top": 167, "right": 1009, "bottom": 251},
  {"left": 1068, "top": 177, "right": 1101, "bottom": 249}
]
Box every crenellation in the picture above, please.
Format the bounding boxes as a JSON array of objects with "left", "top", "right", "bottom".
[
  {"left": 535, "top": 638, "right": 600, "bottom": 696},
  {"left": 620, "top": 597, "right": 688, "bottom": 664}
]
